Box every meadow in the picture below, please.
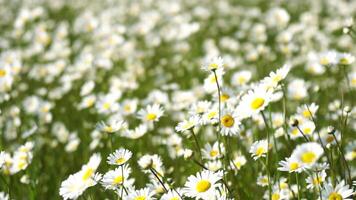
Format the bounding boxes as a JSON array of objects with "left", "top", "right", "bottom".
[{"left": 0, "top": 0, "right": 355, "bottom": 199}]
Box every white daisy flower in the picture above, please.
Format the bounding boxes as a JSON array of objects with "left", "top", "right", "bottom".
[
  {"left": 175, "top": 116, "right": 199, "bottom": 133},
  {"left": 306, "top": 170, "right": 326, "bottom": 189},
  {"left": 220, "top": 109, "right": 241, "bottom": 136},
  {"left": 101, "top": 165, "right": 134, "bottom": 191},
  {"left": 250, "top": 140, "right": 269, "bottom": 160},
  {"left": 107, "top": 148, "right": 132, "bottom": 166},
  {"left": 96, "top": 119, "right": 127, "bottom": 133},
  {"left": 183, "top": 170, "right": 223, "bottom": 200},
  {"left": 201, "top": 56, "right": 224, "bottom": 72},
  {"left": 138, "top": 104, "right": 164, "bottom": 123},
  {"left": 202, "top": 142, "right": 225, "bottom": 160},
  {"left": 278, "top": 157, "right": 303, "bottom": 173},
  {"left": 237, "top": 87, "right": 273, "bottom": 119},
  {"left": 290, "top": 142, "right": 324, "bottom": 168},
  {"left": 125, "top": 188, "right": 155, "bottom": 200},
  {"left": 322, "top": 181, "right": 354, "bottom": 200}
]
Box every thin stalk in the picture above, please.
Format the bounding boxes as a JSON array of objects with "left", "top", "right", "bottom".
[
  {"left": 150, "top": 168, "right": 168, "bottom": 193},
  {"left": 261, "top": 111, "right": 272, "bottom": 200},
  {"left": 331, "top": 132, "right": 352, "bottom": 185},
  {"left": 190, "top": 129, "right": 202, "bottom": 160},
  {"left": 296, "top": 173, "right": 301, "bottom": 200},
  {"left": 212, "top": 70, "right": 223, "bottom": 155}
]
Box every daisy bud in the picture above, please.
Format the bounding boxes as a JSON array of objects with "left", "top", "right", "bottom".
[
  {"left": 291, "top": 119, "right": 299, "bottom": 127},
  {"left": 327, "top": 126, "right": 336, "bottom": 135}
]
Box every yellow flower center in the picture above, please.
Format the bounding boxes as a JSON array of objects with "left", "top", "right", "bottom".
[
  {"left": 209, "top": 63, "right": 218, "bottom": 70},
  {"left": 238, "top": 76, "right": 246, "bottom": 84},
  {"left": 82, "top": 168, "right": 94, "bottom": 181},
  {"left": 116, "top": 157, "right": 125, "bottom": 164},
  {"left": 210, "top": 150, "right": 219, "bottom": 157},
  {"left": 196, "top": 180, "right": 211, "bottom": 193},
  {"left": 320, "top": 57, "right": 329, "bottom": 65},
  {"left": 207, "top": 111, "right": 217, "bottom": 120},
  {"left": 256, "top": 147, "right": 265, "bottom": 156},
  {"left": 251, "top": 98, "right": 265, "bottom": 110},
  {"left": 291, "top": 128, "right": 298, "bottom": 135},
  {"left": 169, "top": 197, "right": 179, "bottom": 200},
  {"left": 301, "top": 151, "right": 316, "bottom": 164},
  {"left": 272, "top": 193, "right": 280, "bottom": 200},
  {"left": 302, "top": 110, "right": 311, "bottom": 118},
  {"left": 289, "top": 162, "right": 299, "bottom": 171},
  {"left": 313, "top": 177, "right": 322, "bottom": 185},
  {"left": 113, "top": 175, "right": 123, "bottom": 185},
  {"left": 103, "top": 102, "right": 111, "bottom": 110},
  {"left": 328, "top": 192, "right": 342, "bottom": 200},
  {"left": 272, "top": 75, "right": 282, "bottom": 83},
  {"left": 104, "top": 126, "right": 113, "bottom": 133},
  {"left": 134, "top": 196, "right": 146, "bottom": 200},
  {"left": 221, "top": 115, "right": 234, "bottom": 127},
  {"left": 303, "top": 127, "right": 312, "bottom": 135},
  {"left": 124, "top": 105, "right": 131, "bottom": 112},
  {"left": 339, "top": 58, "right": 349, "bottom": 65},
  {"left": 220, "top": 94, "right": 230, "bottom": 102},
  {"left": 146, "top": 113, "right": 157, "bottom": 121},
  {"left": 0, "top": 69, "right": 6, "bottom": 77}
]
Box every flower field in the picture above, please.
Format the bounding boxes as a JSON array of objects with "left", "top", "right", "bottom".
[{"left": 0, "top": 0, "right": 355, "bottom": 199}]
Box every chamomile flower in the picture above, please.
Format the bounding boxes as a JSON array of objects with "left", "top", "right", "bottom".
[
  {"left": 138, "top": 104, "right": 164, "bottom": 123},
  {"left": 201, "top": 56, "right": 224, "bottom": 72},
  {"left": 262, "top": 64, "right": 291, "bottom": 89},
  {"left": 306, "top": 170, "right": 326, "bottom": 190},
  {"left": 338, "top": 53, "right": 355, "bottom": 65},
  {"left": 250, "top": 140, "right": 269, "bottom": 160},
  {"left": 290, "top": 142, "right": 323, "bottom": 168},
  {"left": 278, "top": 157, "right": 303, "bottom": 173},
  {"left": 125, "top": 188, "right": 156, "bottom": 200},
  {"left": 220, "top": 109, "right": 241, "bottom": 136},
  {"left": 206, "top": 160, "right": 223, "bottom": 172},
  {"left": 297, "top": 103, "right": 319, "bottom": 119},
  {"left": 230, "top": 154, "right": 247, "bottom": 170},
  {"left": 183, "top": 170, "right": 223, "bottom": 199},
  {"left": 202, "top": 142, "right": 225, "bottom": 160},
  {"left": 175, "top": 116, "right": 199, "bottom": 133},
  {"left": 160, "top": 189, "right": 183, "bottom": 200},
  {"left": 59, "top": 153, "right": 102, "bottom": 200},
  {"left": 96, "top": 119, "right": 127, "bottom": 133},
  {"left": 107, "top": 148, "right": 132, "bottom": 166},
  {"left": 322, "top": 181, "right": 354, "bottom": 200},
  {"left": 257, "top": 174, "right": 269, "bottom": 187},
  {"left": 231, "top": 70, "right": 252, "bottom": 86},
  {"left": 319, "top": 51, "right": 338, "bottom": 66},
  {"left": 138, "top": 154, "right": 164, "bottom": 176},
  {"left": 237, "top": 87, "right": 273, "bottom": 119},
  {"left": 101, "top": 165, "right": 133, "bottom": 191}
]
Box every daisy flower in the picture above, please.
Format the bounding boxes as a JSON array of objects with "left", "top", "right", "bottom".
[
  {"left": 101, "top": 165, "right": 134, "bottom": 191},
  {"left": 278, "top": 157, "right": 303, "bottom": 173},
  {"left": 220, "top": 109, "right": 241, "bottom": 136},
  {"left": 175, "top": 116, "right": 199, "bottom": 133},
  {"left": 230, "top": 154, "right": 247, "bottom": 170},
  {"left": 231, "top": 70, "right": 252, "bottom": 86},
  {"left": 96, "top": 119, "right": 127, "bottom": 133},
  {"left": 122, "top": 124, "right": 148, "bottom": 139},
  {"left": 125, "top": 188, "right": 156, "bottom": 200},
  {"left": 297, "top": 103, "right": 319, "bottom": 119},
  {"left": 319, "top": 51, "right": 338, "bottom": 66},
  {"left": 138, "top": 104, "right": 164, "bottom": 123},
  {"left": 107, "top": 148, "right": 132, "bottom": 166},
  {"left": 183, "top": 170, "right": 223, "bottom": 200},
  {"left": 338, "top": 53, "right": 355, "bottom": 65},
  {"left": 138, "top": 154, "right": 164, "bottom": 176},
  {"left": 237, "top": 87, "right": 273, "bottom": 119},
  {"left": 306, "top": 170, "right": 326, "bottom": 190},
  {"left": 201, "top": 56, "right": 224, "bottom": 72},
  {"left": 202, "top": 142, "right": 225, "bottom": 160},
  {"left": 290, "top": 142, "right": 323, "bottom": 168},
  {"left": 160, "top": 189, "right": 183, "bottom": 200},
  {"left": 257, "top": 174, "right": 269, "bottom": 187},
  {"left": 322, "top": 181, "right": 354, "bottom": 200},
  {"left": 250, "top": 140, "right": 269, "bottom": 160},
  {"left": 60, "top": 153, "right": 102, "bottom": 200},
  {"left": 262, "top": 64, "right": 291, "bottom": 89}
]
